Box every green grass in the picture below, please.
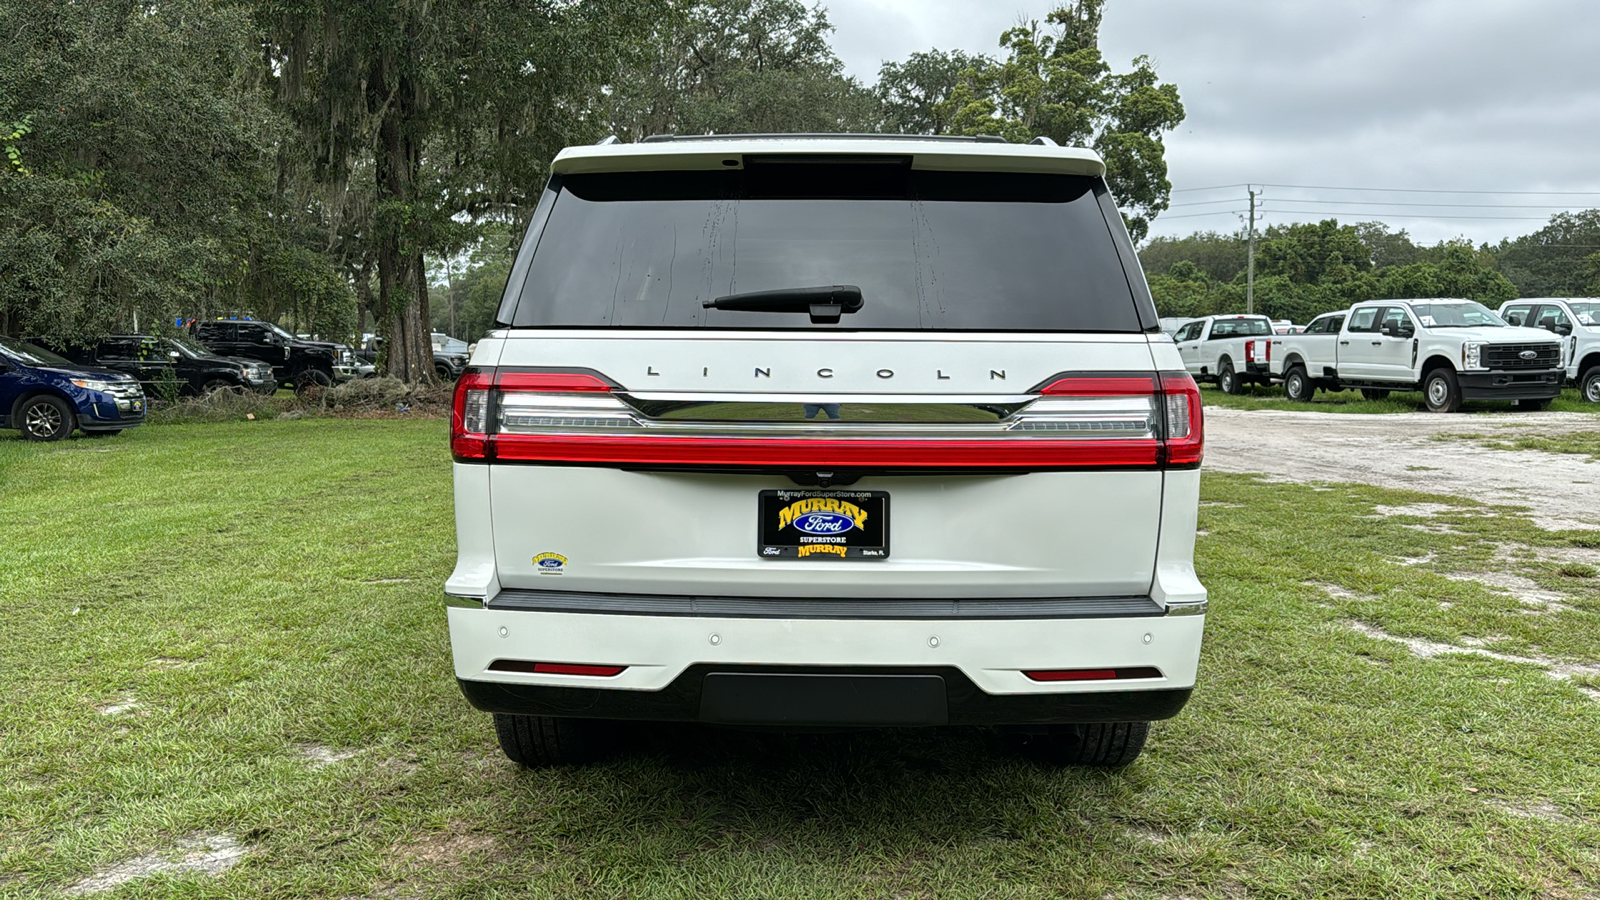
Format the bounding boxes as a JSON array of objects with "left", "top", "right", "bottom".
[
  {"left": 3, "top": 422, "right": 1599, "bottom": 897},
  {"left": 1433, "top": 430, "right": 1600, "bottom": 462},
  {"left": 1202, "top": 384, "right": 1598, "bottom": 415}
]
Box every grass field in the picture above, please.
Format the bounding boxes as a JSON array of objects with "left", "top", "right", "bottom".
[
  {"left": 3, "top": 421, "right": 1599, "bottom": 898},
  {"left": 1200, "top": 384, "right": 1597, "bottom": 415}
]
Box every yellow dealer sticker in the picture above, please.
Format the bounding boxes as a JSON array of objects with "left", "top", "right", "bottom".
[{"left": 532, "top": 552, "right": 567, "bottom": 575}]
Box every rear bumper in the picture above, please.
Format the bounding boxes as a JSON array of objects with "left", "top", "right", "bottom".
[
  {"left": 459, "top": 668, "right": 1193, "bottom": 727},
  {"left": 447, "top": 602, "right": 1204, "bottom": 726},
  {"left": 1458, "top": 369, "right": 1563, "bottom": 400}
]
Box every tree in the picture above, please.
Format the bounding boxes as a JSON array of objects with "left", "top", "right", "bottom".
[
  {"left": 606, "top": 0, "right": 876, "bottom": 140},
  {"left": 1138, "top": 231, "right": 1248, "bottom": 283},
  {"left": 1253, "top": 220, "right": 1372, "bottom": 286},
  {"left": 256, "top": 0, "right": 657, "bottom": 382},
  {"left": 876, "top": 49, "right": 990, "bottom": 135},
  {"left": 1490, "top": 210, "right": 1600, "bottom": 297},
  {"left": 935, "top": 1, "right": 1184, "bottom": 241},
  {"left": 0, "top": 0, "right": 302, "bottom": 342}
]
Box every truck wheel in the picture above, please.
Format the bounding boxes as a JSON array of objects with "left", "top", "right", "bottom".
[
  {"left": 493, "top": 714, "right": 613, "bottom": 767},
  {"left": 1284, "top": 366, "right": 1315, "bottom": 402},
  {"left": 1218, "top": 361, "right": 1241, "bottom": 395},
  {"left": 1026, "top": 722, "right": 1149, "bottom": 767},
  {"left": 19, "top": 395, "right": 75, "bottom": 442},
  {"left": 435, "top": 362, "right": 453, "bottom": 381},
  {"left": 1581, "top": 367, "right": 1600, "bottom": 404},
  {"left": 1360, "top": 389, "right": 1391, "bottom": 401},
  {"left": 1423, "top": 369, "right": 1462, "bottom": 413},
  {"left": 293, "top": 369, "right": 332, "bottom": 396},
  {"left": 204, "top": 379, "right": 243, "bottom": 395}
]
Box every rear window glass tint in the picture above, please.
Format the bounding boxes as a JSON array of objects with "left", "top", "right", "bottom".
[{"left": 509, "top": 165, "right": 1141, "bottom": 332}]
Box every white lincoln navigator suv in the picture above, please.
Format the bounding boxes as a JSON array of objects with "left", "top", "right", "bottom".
[{"left": 446, "top": 134, "right": 1207, "bottom": 767}]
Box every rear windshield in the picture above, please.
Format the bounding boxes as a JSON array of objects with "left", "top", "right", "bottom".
[
  {"left": 1210, "top": 318, "right": 1272, "bottom": 337},
  {"left": 508, "top": 161, "right": 1142, "bottom": 332}
]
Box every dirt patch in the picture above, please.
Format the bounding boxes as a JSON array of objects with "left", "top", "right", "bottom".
[
  {"left": 1304, "top": 581, "right": 1372, "bottom": 601},
  {"left": 1442, "top": 571, "right": 1577, "bottom": 614},
  {"left": 298, "top": 744, "right": 362, "bottom": 768},
  {"left": 1490, "top": 799, "right": 1579, "bottom": 825},
  {"left": 1205, "top": 409, "right": 1600, "bottom": 531},
  {"left": 65, "top": 834, "right": 245, "bottom": 895},
  {"left": 97, "top": 696, "right": 138, "bottom": 717},
  {"left": 1348, "top": 622, "right": 1600, "bottom": 686},
  {"left": 1371, "top": 503, "right": 1459, "bottom": 518},
  {"left": 396, "top": 831, "right": 497, "bottom": 869}
]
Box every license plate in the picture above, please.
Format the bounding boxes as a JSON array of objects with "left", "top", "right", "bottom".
[{"left": 758, "top": 490, "right": 889, "bottom": 560}]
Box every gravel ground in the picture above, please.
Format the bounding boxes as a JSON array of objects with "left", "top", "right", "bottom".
[{"left": 1204, "top": 408, "right": 1600, "bottom": 531}]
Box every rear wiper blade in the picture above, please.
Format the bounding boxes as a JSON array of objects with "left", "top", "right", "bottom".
[{"left": 703, "top": 285, "right": 863, "bottom": 324}]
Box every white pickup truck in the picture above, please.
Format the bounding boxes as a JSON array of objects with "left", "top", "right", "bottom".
[
  {"left": 1268, "top": 298, "right": 1564, "bottom": 411},
  {"left": 1172, "top": 314, "right": 1276, "bottom": 394},
  {"left": 1499, "top": 298, "right": 1600, "bottom": 403}
]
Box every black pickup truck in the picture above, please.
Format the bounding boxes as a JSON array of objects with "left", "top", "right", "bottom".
[
  {"left": 190, "top": 319, "right": 355, "bottom": 393},
  {"left": 37, "top": 334, "right": 277, "bottom": 396}
]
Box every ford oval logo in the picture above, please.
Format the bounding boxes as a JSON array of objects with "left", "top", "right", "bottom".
[
  {"left": 793, "top": 512, "right": 856, "bottom": 535},
  {"left": 538, "top": 557, "right": 563, "bottom": 568},
  {"left": 1519, "top": 350, "right": 1538, "bottom": 360}
]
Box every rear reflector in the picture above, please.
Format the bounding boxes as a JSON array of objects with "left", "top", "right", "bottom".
[
  {"left": 487, "top": 660, "right": 626, "bottom": 677},
  {"left": 1024, "top": 666, "right": 1163, "bottom": 682}
]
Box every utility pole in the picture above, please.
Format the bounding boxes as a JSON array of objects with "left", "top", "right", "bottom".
[{"left": 1246, "top": 186, "right": 1258, "bottom": 315}]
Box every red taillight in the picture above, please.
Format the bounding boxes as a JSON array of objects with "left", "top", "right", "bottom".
[
  {"left": 1023, "top": 666, "right": 1163, "bottom": 682},
  {"left": 1160, "top": 371, "right": 1204, "bottom": 467},
  {"left": 487, "top": 660, "right": 626, "bottom": 677},
  {"left": 496, "top": 372, "right": 613, "bottom": 392},
  {"left": 453, "top": 368, "right": 1203, "bottom": 470},
  {"left": 1038, "top": 375, "right": 1158, "bottom": 396},
  {"left": 451, "top": 371, "right": 494, "bottom": 460}
]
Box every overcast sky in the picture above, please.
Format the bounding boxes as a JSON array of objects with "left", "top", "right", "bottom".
[{"left": 824, "top": 0, "right": 1600, "bottom": 245}]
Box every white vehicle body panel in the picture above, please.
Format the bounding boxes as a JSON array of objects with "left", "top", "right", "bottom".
[
  {"left": 445, "top": 136, "right": 1208, "bottom": 734},
  {"left": 1499, "top": 298, "right": 1600, "bottom": 387},
  {"left": 1271, "top": 300, "right": 1560, "bottom": 389},
  {"left": 1173, "top": 315, "right": 1274, "bottom": 383}
]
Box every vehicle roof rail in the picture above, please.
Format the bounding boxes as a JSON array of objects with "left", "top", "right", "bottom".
[
  {"left": 1029, "top": 136, "right": 1059, "bottom": 146},
  {"left": 595, "top": 135, "right": 620, "bottom": 146},
  {"left": 636, "top": 133, "right": 1015, "bottom": 145}
]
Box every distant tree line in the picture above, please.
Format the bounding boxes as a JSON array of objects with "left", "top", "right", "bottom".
[
  {"left": 1, "top": 0, "right": 1183, "bottom": 380},
  {"left": 1140, "top": 211, "right": 1600, "bottom": 324}
]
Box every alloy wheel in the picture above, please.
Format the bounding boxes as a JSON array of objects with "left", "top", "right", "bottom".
[{"left": 24, "top": 402, "right": 64, "bottom": 439}]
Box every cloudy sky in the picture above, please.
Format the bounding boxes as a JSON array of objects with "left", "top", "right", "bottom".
[{"left": 824, "top": 0, "right": 1600, "bottom": 245}]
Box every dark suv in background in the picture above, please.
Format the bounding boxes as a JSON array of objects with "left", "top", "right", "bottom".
[
  {"left": 190, "top": 319, "right": 355, "bottom": 393},
  {"left": 1, "top": 336, "right": 146, "bottom": 441},
  {"left": 39, "top": 335, "right": 276, "bottom": 396}
]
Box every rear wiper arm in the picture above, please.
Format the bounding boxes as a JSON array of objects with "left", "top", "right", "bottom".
[{"left": 703, "top": 285, "right": 863, "bottom": 324}]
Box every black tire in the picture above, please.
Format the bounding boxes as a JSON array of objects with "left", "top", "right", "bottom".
[
  {"left": 1359, "top": 388, "right": 1391, "bottom": 401},
  {"left": 1284, "top": 365, "right": 1315, "bottom": 402},
  {"left": 1423, "top": 368, "right": 1462, "bottom": 413},
  {"left": 18, "top": 395, "right": 75, "bottom": 442},
  {"left": 493, "top": 714, "right": 613, "bottom": 767},
  {"left": 293, "top": 368, "right": 333, "bottom": 396},
  {"left": 203, "top": 379, "right": 244, "bottom": 395},
  {"left": 435, "top": 362, "right": 453, "bottom": 381},
  {"left": 1218, "top": 360, "right": 1241, "bottom": 395},
  {"left": 1513, "top": 398, "right": 1553, "bottom": 411},
  {"left": 1580, "top": 367, "right": 1600, "bottom": 404},
  {"left": 1025, "top": 722, "right": 1150, "bottom": 767}
]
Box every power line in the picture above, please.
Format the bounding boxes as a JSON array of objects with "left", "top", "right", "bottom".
[
  {"left": 1259, "top": 182, "right": 1600, "bottom": 197},
  {"left": 1160, "top": 209, "right": 1248, "bottom": 220},
  {"left": 1169, "top": 183, "right": 1249, "bottom": 194},
  {"left": 1196, "top": 197, "right": 1595, "bottom": 211},
  {"left": 1263, "top": 209, "right": 1555, "bottom": 221}
]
